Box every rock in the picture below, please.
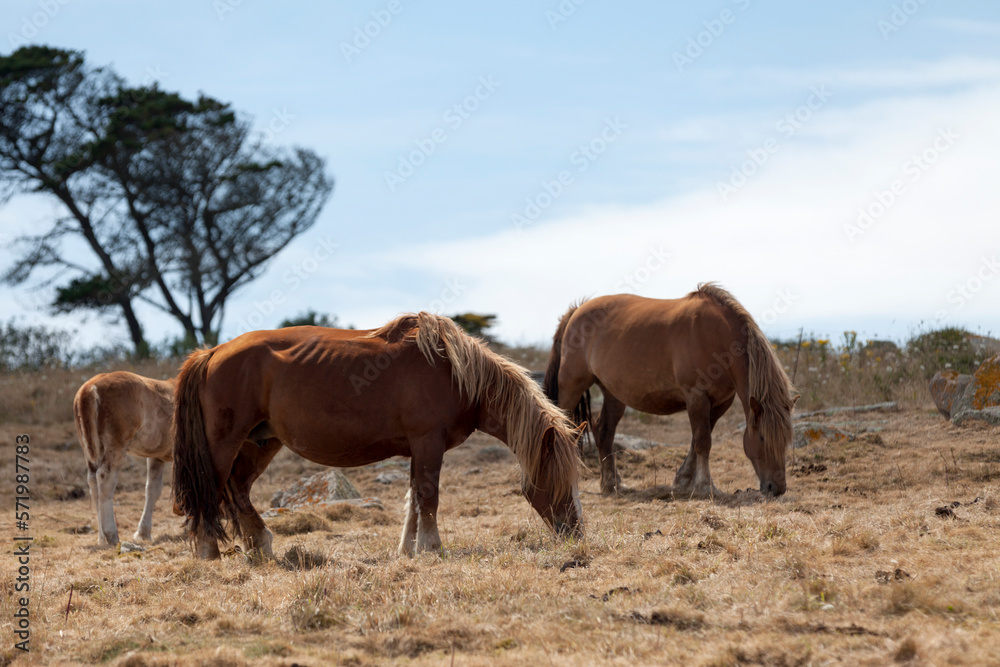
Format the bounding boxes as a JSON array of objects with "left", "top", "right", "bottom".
[
  {"left": 793, "top": 402, "right": 898, "bottom": 420},
  {"left": 952, "top": 406, "right": 1000, "bottom": 427},
  {"left": 475, "top": 445, "right": 514, "bottom": 463},
  {"left": 928, "top": 370, "right": 973, "bottom": 418},
  {"left": 270, "top": 468, "right": 361, "bottom": 509},
  {"left": 374, "top": 458, "right": 410, "bottom": 469},
  {"left": 793, "top": 422, "right": 854, "bottom": 449},
  {"left": 375, "top": 470, "right": 406, "bottom": 484},
  {"left": 951, "top": 355, "right": 1000, "bottom": 425},
  {"left": 261, "top": 496, "right": 383, "bottom": 519}
]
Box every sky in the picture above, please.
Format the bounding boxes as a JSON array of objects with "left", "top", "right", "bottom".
[{"left": 1, "top": 0, "right": 999, "bottom": 351}]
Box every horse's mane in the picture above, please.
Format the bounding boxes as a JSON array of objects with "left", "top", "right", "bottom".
[
  {"left": 368, "top": 313, "right": 579, "bottom": 501},
  {"left": 693, "top": 283, "right": 795, "bottom": 461}
]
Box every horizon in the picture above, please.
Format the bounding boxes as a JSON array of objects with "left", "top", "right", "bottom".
[{"left": 1, "top": 1, "right": 999, "bottom": 351}]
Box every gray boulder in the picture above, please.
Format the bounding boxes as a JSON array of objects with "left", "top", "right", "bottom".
[
  {"left": 953, "top": 406, "right": 1000, "bottom": 427},
  {"left": 270, "top": 468, "right": 372, "bottom": 510},
  {"left": 929, "top": 370, "right": 973, "bottom": 419}
]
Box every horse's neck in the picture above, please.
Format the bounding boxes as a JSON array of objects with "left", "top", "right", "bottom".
[
  {"left": 476, "top": 396, "right": 510, "bottom": 444},
  {"left": 729, "top": 341, "right": 754, "bottom": 418}
]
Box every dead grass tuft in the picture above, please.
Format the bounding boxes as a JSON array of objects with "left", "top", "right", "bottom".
[
  {"left": 630, "top": 606, "right": 705, "bottom": 630},
  {"left": 884, "top": 579, "right": 967, "bottom": 617},
  {"left": 323, "top": 503, "right": 355, "bottom": 521},
  {"left": 287, "top": 572, "right": 344, "bottom": 631},
  {"left": 895, "top": 636, "right": 919, "bottom": 662},
  {"left": 269, "top": 511, "right": 331, "bottom": 535},
  {"left": 282, "top": 544, "right": 329, "bottom": 570}
]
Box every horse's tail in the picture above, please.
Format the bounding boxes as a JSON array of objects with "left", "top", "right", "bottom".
[
  {"left": 73, "top": 380, "right": 102, "bottom": 468},
  {"left": 543, "top": 303, "right": 592, "bottom": 442},
  {"left": 172, "top": 347, "right": 230, "bottom": 540}
]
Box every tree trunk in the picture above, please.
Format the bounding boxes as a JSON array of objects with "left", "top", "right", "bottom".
[{"left": 118, "top": 298, "right": 150, "bottom": 359}]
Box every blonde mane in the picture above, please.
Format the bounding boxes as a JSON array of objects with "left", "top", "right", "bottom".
[
  {"left": 694, "top": 283, "right": 796, "bottom": 461},
  {"left": 369, "top": 312, "right": 579, "bottom": 500}
]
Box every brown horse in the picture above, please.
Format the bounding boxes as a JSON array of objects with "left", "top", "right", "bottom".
[
  {"left": 73, "top": 371, "right": 282, "bottom": 547},
  {"left": 172, "top": 315, "right": 583, "bottom": 559},
  {"left": 74, "top": 372, "right": 175, "bottom": 546},
  {"left": 543, "top": 284, "right": 797, "bottom": 497}
]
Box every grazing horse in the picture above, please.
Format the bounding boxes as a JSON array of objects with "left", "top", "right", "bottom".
[
  {"left": 73, "top": 372, "right": 176, "bottom": 546},
  {"left": 172, "top": 314, "right": 583, "bottom": 559},
  {"left": 543, "top": 283, "right": 796, "bottom": 497}
]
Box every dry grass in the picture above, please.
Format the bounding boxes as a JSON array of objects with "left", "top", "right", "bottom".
[
  {"left": 0, "top": 359, "right": 177, "bottom": 426},
  {"left": 2, "top": 367, "right": 1000, "bottom": 665}
]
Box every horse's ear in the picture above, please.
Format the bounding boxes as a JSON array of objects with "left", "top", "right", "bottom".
[
  {"left": 748, "top": 396, "right": 763, "bottom": 418},
  {"left": 791, "top": 394, "right": 801, "bottom": 407}
]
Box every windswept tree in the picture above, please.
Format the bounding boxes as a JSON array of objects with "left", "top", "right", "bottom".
[
  {"left": 0, "top": 46, "right": 333, "bottom": 356},
  {"left": 450, "top": 312, "right": 497, "bottom": 341}
]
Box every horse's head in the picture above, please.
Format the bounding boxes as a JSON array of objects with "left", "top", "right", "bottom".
[
  {"left": 523, "top": 426, "right": 584, "bottom": 538},
  {"left": 743, "top": 396, "right": 795, "bottom": 496}
]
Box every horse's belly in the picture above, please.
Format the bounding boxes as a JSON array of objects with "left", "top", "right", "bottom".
[
  {"left": 284, "top": 434, "right": 410, "bottom": 469},
  {"left": 612, "top": 386, "right": 687, "bottom": 415},
  {"left": 128, "top": 421, "right": 171, "bottom": 459}
]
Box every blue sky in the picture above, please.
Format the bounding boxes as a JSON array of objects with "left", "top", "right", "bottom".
[{"left": 1, "top": 0, "right": 999, "bottom": 349}]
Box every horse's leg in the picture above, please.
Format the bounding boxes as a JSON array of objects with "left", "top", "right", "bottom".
[
  {"left": 401, "top": 434, "right": 445, "bottom": 555},
  {"left": 399, "top": 488, "right": 418, "bottom": 556},
  {"left": 94, "top": 463, "right": 120, "bottom": 546},
  {"left": 709, "top": 396, "right": 735, "bottom": 430},
  {"left": 594, "top": 388, "right": 627, "bottom": 494},
  {"left": 556, "top": 365, "right": 596, "bottom": 458},
  {"left": 85, "top": 465, "right": 105, "bottom": 546},
  {"left": 231, "top": 439, "right": 283, "bottom": 559},
  {"left": 133, "top": 457, "right": 165, "bottom": 542},
  {"left": 193, "top": 523, "right": 222, "bottom": 559},
  {"left": 673, "top": 392, "right": 721, "bottom": 498}
]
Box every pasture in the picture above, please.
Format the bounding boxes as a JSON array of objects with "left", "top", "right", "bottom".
[{"left": 2, "top": 346, "right": 999, "bottom": 666}]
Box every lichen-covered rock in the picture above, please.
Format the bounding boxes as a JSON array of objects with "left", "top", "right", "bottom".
[
  {"left": 951, "top": 355, "right": 1000, "bottom": 425},
  {"left": 929, "top": 369, "right": 973, "bottom": 418},
  {"left": 270, "top": 468, "right": 362, "bottom": 509},
  {"left": 793, "top": 422, "right": 854, "bottom": 449},
  {"left": 952, "top": 406, "right": 1000, "bottom": 427}
]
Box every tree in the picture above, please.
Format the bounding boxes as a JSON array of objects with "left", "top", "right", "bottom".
[
  {"left": 450, "top": 312, "right": 497, "bottom": 341},
  {"left": 280, "top": 310, "right": 339, "bottom": 328},
  {"left": 0, "top": 319, "right": 73, "bottom": 371},
  {"left": 0, "top": 46, "right": 333, "bottom": 356}
]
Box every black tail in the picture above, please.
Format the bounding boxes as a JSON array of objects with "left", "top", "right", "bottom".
[
  {"left": 172, "top": 347, "right": 236, "bottom": 541},
  {"left": 543, "top": 303, "right": 593, "bottom": 447}
]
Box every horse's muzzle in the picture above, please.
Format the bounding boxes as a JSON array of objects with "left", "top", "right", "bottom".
[
  {"left": 553, "top": 519, "right": 584, "bottom": 539},
  {"left": 760, "top": 479, "right": 786, "bottom": 497}
]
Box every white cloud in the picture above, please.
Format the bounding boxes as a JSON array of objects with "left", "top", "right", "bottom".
[{"left": 325, "top": 76, "right": 1000, "bottom": 344}]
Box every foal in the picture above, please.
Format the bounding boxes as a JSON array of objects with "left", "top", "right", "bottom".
[{"left": 73, "top": 371, "right": 175, "bottom": 546}]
